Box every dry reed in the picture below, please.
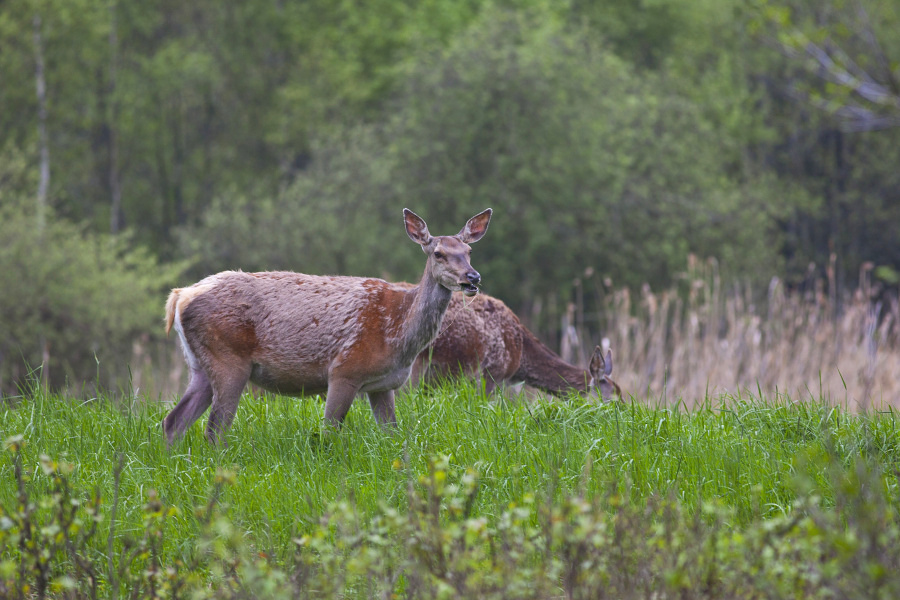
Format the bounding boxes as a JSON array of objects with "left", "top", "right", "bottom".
[{"left": 561, "top": 255, "right": 900, "bottom": 410}]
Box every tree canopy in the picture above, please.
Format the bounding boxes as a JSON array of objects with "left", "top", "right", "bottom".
[{"left": 2, "top": 0, "right": 899, "bottom": 391}]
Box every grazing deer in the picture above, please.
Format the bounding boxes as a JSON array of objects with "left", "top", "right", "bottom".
[
  {"left": 406, "top": 290, "right": 622, "bottom": 401},
  {"left": 163, "top": 208, "right": 492, "bottom": 445}
]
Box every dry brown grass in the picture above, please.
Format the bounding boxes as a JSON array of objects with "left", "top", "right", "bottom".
[{"left": 556, "top": 256, "right": 900, "bottom": 410}]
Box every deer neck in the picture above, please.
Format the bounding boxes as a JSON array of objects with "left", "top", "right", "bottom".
[
  {"left": 397, "top": 267, "right": 452, "bottom": 364},
  {"left": 516, "top": 330, "right": 591, "bottom": 394}
]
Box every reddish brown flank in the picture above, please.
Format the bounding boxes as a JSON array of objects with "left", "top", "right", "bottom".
[{"left": 163, "top": 208, "right": 492, "bottom": 445}]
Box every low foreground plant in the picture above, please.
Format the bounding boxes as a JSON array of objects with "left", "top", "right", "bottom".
[{"left": 2, "top": 433, "right": 900, "bottom": 599}]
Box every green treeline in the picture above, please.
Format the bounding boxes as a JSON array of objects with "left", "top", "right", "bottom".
[{"left": 1, "top": 0, "right": 899, "bottom": 392}]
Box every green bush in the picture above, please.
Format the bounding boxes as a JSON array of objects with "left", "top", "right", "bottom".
[
  {"left": 178, "top": 8, "right": 793, "bottom": 329},
  {"left": 0, "top": 197, "right": 183, "bottom": 396}
]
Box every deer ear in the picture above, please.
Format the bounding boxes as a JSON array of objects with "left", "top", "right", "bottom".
[
  {"left": 404, "top": 209, "right": 432, "bottom": 247},
  {"left": 457, "top": 208, "right": 492, "bottom": 243},
  {"left": 589, "top": 345, "right": 606, "bottom": 380},
  {"left": 604, "top": 349, "right": 613, "bottom": 377}
]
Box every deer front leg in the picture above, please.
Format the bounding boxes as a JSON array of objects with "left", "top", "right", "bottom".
[
  {"left": 405, "top": 355, "right": 426, "bottom": 390},
  {"left": 323, "top": 378, "right": 361, "bottom": 428},
  {"left": 367, "top": 390, "right": 397, "bottom": 428},
  {"left": 480, "top": 371, "right": 498, "bottom": 396}
]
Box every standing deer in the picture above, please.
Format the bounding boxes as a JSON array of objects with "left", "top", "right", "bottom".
[
  {"left": 163, "top": 208, "right": 492, "bottom": 445},
  {"left": 405, "top": 290, "right": 622, "bottom": 400}
]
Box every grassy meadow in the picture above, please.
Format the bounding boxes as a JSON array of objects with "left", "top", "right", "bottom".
[{"left": 3, "top": 381, "right": 900, "bottom": 598}]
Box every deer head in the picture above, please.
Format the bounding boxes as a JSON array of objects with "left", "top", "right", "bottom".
[
  {"left": 404, "top": 208, "right": 491, "bottom": 297},
  {"left": 589, "top": 346, "right": 623, "bottom": 402}
]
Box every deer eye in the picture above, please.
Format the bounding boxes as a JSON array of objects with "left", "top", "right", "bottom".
[{"left": 433, "top": 251, "right": 445, "bottom": 260}]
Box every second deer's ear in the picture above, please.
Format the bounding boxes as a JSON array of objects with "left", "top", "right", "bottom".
[
  {"left": 589, "top": 345, "right": 610, "bottom": 379},
  {"left": 404, "top": 208, "right": 433, "bottom": 247},
  {"left": 457, "top": 208, "right": 492, "bottom": 244}
]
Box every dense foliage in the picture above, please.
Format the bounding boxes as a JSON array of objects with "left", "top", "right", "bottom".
[
  {"left": 0, "top": 195, "right": 181, "bottom": 392},
  {"left": 2, "top": 0, "right": 900, "bottom": 391}
]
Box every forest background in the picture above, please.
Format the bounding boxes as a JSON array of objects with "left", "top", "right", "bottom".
[{"left": 1, "top": 0, "right": 899, "bottom": 405}]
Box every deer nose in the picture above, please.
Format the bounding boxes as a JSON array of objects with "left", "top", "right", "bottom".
[{"left": 466, "top": 271, "right": 481, "bottom": 285}]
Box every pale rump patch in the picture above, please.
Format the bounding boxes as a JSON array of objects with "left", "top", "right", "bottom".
[
  {"left": 176, "top": 280, "right": 217, "bottom": 311},
  {"left": 166, "top": 279, "right": 225, "bottom": 370},
  {"left": 173, "top": 304, "right": 201, "bottom": 372}
]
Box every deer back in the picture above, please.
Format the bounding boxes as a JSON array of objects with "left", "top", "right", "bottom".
[{"left": 173, "top": 271, "right": 418, "bottom": 394}]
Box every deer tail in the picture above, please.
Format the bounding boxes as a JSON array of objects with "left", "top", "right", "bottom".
[{"left": 165, "top": 288, "right": 181, "bottom": 337}]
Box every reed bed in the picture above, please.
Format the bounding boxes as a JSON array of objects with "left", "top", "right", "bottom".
[{"left": 564, "top": 257, "right": 900, "bottom": 410}]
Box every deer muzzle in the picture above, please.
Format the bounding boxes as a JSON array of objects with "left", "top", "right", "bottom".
[{"left": 460, "top": 270, "right": 481, "bottom": 296}]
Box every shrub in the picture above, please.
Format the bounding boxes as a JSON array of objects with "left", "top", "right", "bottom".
[
  {"left": 3, "top": 434, "right": 900, "bottom": 599},
  {"left": 0, "top": 197, "right": 183, "bottom": 396}
]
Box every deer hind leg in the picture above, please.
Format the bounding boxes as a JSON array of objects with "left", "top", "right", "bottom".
[
  {"left": 205, "top": 361, "right": 252, "bottom": 446},
  {"left": 163, "top": 369, "right": 213, "bottom": 445},
  {"left": 367, "top": 390, "right": 397, "bottom": 428}
]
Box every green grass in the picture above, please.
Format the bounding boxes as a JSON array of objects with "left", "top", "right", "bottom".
[
  {"left": 2, "top": 382, "right": 900, "bottom": 597},
  {"left": 3, "top": 383, "right": 899, "bottom": 538}
]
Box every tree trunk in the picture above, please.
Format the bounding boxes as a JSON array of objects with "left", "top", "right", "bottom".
[
  {"left": 41, "top": 338, "right": 50, "bottom": 390},
  {"left": 33, "top": 14, "right": 49, "bottom": 232},
  {"left": 34, "top": 14, "right": 50, "bottom": 388},
  {"left": 108, "top": 1, "right": 123, "bottom": 233}
]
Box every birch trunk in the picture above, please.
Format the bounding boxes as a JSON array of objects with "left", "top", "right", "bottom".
[
  {"left": 33, "top": 14, "right": 49, "bottom": 232},
  {"left": 33, "top": 14, "right": 50, "bottom": 388},
  {"left": 108, "top": 1, "right": 123, "bottom": 233}
]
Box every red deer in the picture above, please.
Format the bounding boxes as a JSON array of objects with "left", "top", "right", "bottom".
[
  {"left": 405, "top": 290, "right": 622, "bottom": 400},
  {"left": 163, "top": 208, "right": 492, "bottom": 445}
]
